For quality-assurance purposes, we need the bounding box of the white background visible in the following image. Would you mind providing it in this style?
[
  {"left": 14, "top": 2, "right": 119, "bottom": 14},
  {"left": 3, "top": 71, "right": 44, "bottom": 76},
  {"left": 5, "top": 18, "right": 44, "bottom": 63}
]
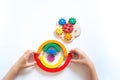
[{"left": 0, "top": 0, "right": 120, "bottom": 80}]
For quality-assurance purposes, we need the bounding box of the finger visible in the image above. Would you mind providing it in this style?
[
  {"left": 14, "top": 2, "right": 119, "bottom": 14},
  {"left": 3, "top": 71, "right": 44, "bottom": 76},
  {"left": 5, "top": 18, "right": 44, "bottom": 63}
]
[
  {"left": 70, "top": 48, "right": 80, "bottom": 54},
  {"left": 26, "top": 50, "right": 36, "bottom": 58},
  {"left": 69, "top": 49, "right": 76, "bottom": 53},
  {"left": 71, "top": 59, "right": 84, "bottom": 64},
  {"left": 32, "top": 52, "right": 38, "bottom": 55},
  {"left": 26, "top": 50, "right": 36, "bottom": 54},
  {"left": 71, "top": 53, "right": 79, "bottom": 59},
  {"left": 26, "top": 61, "right": 36, "bottom": 67},
  {"left": 71, "top": 59, "right": 79, "bottom": 63},
  {"left": 70, "top": 48, "right": 85, "bottom": 57}
]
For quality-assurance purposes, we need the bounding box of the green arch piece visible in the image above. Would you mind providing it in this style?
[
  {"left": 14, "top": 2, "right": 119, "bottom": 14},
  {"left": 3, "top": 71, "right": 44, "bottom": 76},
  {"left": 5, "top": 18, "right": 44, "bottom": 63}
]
[{"left": 43, "top": 43, "right": 60, "bottom": 52}]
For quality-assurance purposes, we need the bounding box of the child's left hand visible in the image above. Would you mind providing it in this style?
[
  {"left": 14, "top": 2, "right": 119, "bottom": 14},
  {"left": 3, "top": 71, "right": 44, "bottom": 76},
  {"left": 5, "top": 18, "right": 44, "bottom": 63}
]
[
  {"left": 16, "top": 50, "right": 36, "bottom": 70},
  {"left": 3, "top": 50, "right": 37, "bottom": 80}
]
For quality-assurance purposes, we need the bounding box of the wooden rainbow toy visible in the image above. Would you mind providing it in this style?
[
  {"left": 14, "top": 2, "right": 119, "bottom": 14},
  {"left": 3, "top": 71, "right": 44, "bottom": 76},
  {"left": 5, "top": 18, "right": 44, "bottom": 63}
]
[{"left": 34, "top": 40, "right": 71, "bottom": 72}]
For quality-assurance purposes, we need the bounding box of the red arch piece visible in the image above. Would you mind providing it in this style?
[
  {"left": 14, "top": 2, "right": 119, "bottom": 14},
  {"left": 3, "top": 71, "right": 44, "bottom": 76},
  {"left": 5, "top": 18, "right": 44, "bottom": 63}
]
[{"left": 34, "top": 53, "right": 71, "bottom": 72}]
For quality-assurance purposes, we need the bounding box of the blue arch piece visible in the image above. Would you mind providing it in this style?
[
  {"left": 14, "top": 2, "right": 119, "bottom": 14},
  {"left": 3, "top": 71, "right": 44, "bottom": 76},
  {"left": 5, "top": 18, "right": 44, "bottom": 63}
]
[
  {"left": 46, "top": 49, "right": 57, "bottom": 55},
  {"left": 48, "top": 47, "right": 56, "bottom": 51}
]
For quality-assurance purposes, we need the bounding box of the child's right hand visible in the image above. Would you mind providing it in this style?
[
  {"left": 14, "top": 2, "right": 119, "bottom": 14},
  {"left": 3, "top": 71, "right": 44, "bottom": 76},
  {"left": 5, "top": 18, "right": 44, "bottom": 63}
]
[
  {"left": 70, "top": 48, "right": 93, "bottom": 67},
  {"left": 70, "top": 48, "right": 98, "bottom": 80}
]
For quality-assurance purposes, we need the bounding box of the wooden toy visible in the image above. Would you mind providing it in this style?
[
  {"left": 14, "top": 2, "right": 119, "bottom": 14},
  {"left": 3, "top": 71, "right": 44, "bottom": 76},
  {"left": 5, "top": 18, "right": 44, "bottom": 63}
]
[
  {"left": 55, "top": 17, "right": 81, "bottom": 42},
  {"left": 34, "top": 40, "right": 71, "bottom": 72}
]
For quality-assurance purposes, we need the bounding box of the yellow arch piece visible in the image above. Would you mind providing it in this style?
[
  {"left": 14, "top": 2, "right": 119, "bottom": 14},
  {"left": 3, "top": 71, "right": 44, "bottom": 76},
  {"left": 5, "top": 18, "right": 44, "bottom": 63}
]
[{"left": 40, "top": 56, "right": 64, "bottom": 68}]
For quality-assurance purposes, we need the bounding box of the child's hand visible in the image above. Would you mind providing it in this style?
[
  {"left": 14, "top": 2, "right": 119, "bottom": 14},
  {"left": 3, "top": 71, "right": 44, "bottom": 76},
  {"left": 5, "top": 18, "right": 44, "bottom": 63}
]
[
  {"left": 70, "top": 48, "right": 98, "bottom": 80},
  {"left": 70, "top": 48, "right": 93, "bottom": 67},
  {"left": 15, "top": 50, "right": 36, "bottom": 70},
  {"left": 3, "top": 50, "right": 37, "bottom": 80}
]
